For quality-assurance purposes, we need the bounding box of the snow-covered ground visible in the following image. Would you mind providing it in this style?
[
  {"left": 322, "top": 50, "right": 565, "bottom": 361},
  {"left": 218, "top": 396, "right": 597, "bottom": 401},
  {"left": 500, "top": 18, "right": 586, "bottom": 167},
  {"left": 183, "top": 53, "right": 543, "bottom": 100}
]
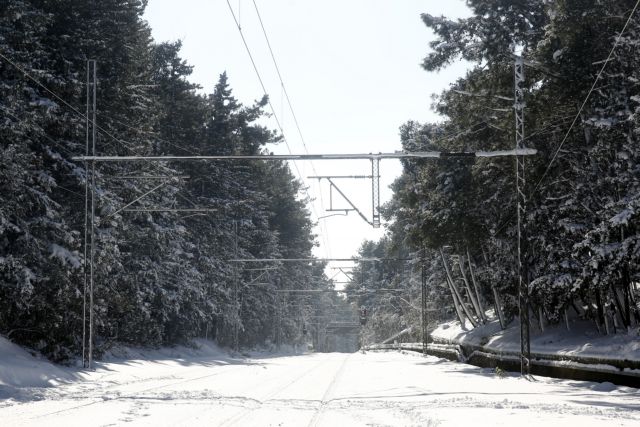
[
  {"left": 1, "top": 336, "right": 639, "bottom": 426},
  {"left": 432, "top": 316, "right": 640, "bottom": 363}
]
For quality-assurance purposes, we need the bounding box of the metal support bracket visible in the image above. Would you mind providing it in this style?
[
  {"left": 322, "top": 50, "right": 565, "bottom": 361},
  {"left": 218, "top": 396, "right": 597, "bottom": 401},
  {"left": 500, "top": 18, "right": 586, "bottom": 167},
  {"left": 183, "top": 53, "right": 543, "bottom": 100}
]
[
  {"left": 325, "top": 178, "right": 374, "bottom": 226},
  {"left": 310, "top": 165, "right": 381, "bottom": 228}
]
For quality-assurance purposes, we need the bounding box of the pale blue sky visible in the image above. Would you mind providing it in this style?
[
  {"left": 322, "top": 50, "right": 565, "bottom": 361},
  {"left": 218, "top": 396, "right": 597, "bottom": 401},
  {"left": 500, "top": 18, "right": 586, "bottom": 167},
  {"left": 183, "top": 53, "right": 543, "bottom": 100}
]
[{"left": 144, "top": 0, "right": 471, "bottom": 271}]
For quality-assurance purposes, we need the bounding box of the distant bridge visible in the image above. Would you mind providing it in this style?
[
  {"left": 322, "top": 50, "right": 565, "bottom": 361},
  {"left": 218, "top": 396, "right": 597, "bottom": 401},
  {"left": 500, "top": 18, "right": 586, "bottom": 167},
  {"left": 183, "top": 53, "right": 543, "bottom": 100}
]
[{"left": 325, "top": 322, "right": 360, "bottom": 333}]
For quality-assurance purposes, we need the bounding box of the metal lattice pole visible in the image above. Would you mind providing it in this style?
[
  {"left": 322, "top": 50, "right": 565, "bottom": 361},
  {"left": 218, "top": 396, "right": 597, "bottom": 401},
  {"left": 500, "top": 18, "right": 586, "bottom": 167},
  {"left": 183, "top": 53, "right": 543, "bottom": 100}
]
[
  {"left": 514, "top": 56, "right": 531, "bottom": 376},
  {"left": 233, "top": 220, "right": 239, "bottom": 353},
  {"left": 88, "top": 60, "right": 97, "bottom": 370},
  {"left": 421, "top": 262, "right": 428, "bottom": 356},
  {"left": 82, "top": 61, "right": 90, "bottom": 368},
  {"left": 80, "top": 60, "right": 97, "bottom": 369},
  {"left": 371, "top": 158, "right": 381, "bottom": 228},
  {"left": 276, "top": 281, "right": 282, "bottom": 350}
]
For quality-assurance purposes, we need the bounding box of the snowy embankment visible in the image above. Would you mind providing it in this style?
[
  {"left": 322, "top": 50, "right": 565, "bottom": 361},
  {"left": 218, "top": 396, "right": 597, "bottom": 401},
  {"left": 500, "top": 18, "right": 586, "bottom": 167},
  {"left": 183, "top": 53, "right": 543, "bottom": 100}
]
[
  {"left": 0, "top": 334, "right": 306, "bottom": 402},
  {"left": 4, "top": 345, "right": 640, "bottom": 426},
  {"left": 0, "top": 335, "right": 80, "bottom": 397},
  {"left": 431, "top": 317, "right": 640, "bottom": 366},
  {"left": 426, "top": 317, "right": 640, "bottom": 385},
  {"left": 369, "top": 317, "right": 640, "bottom": 386}
]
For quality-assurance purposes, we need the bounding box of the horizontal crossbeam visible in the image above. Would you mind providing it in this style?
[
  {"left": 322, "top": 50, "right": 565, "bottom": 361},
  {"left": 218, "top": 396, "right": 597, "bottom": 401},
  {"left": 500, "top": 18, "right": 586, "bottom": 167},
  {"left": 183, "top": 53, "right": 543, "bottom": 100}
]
[
  {"left": 267, "top": 288, "right": 406, "bottom": 294},
  {"left": 227, "top": 257, "right": 412, "bottom": 263},
  {"left": 72, "top": 149, "right": 536, "bottom": 162},
  {"left": 122, "top": 208, "right": 218, "bottom": 213},
  {"left": 308, "top": 175, "right": 375, "bottom": 179},
  {"left": 104, "top": 175, "right": 190, "bottom": 180}
]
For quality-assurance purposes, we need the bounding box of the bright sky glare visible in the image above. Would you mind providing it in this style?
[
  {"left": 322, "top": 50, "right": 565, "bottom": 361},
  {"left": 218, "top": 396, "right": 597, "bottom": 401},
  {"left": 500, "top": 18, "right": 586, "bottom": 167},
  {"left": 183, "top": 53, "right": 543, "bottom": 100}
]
[{"left": 144, "top": 0, "right": 471, "bottom": 273}]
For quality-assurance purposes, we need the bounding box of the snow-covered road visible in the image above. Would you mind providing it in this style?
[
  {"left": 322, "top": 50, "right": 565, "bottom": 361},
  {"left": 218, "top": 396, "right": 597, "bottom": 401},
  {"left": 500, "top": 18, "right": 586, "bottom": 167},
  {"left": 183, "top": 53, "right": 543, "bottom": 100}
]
[{"left": 2, "top": 350, "right": 639, "bottom": 426}]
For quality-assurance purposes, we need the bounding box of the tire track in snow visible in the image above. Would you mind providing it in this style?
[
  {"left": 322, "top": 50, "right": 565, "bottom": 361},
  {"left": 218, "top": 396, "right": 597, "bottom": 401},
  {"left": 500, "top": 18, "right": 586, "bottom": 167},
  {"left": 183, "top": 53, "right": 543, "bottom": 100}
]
[
  {"left": 213, "top": 356, "right": 337, "bottom": 427},
  {"left": 28, "top": 362, "right": 248, "bottom": 420},
  {"left": 307, "top": 353, "right": 351, "bottom": 427}
]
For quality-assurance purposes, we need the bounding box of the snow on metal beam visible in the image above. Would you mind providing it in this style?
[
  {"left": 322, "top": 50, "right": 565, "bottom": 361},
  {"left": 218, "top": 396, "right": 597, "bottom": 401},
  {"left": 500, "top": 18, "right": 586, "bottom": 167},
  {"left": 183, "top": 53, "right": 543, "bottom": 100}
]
[
  {"left": 71, "top": 149, "right": 536, "bottom": 162},
  {"left": 227, "top": 257, "right": 412, "bottom": 262}
]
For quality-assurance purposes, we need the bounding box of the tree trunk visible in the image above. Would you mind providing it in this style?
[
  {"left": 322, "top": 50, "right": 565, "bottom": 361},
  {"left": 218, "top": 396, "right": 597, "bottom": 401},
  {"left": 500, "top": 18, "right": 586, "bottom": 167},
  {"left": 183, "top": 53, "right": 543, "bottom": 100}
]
[
  {"left": 448, "top": 280, "right": 466, "bottom": 327},
  {"left": 440, "top": 248, "right": 478, "bottom": 327},
  {"left": 570, "top": 300, "right": 583, "bottom": 317},
  {"left": 466, "top": 248, "right": 486, "bottom": 322},
  {"left": 458, "top": 254, "right": 483, "bottom": 322},
  {"left": 621, "top": 266, "right": 635, "bottom": 327},
  {"left": 628, "top": 278, "right": 640, "bottom": 325},
  {"left": 595, "top": 289, "right": 606, "bottom": 334},
  {"left": 610, "top": 282, "right": 629, "bottom": 328},
  {"left": 492, "top": 285, "right": 506, "bottom": 329},
  {"left": 537, "top": 305, "right": 545, "bottom": 332}
]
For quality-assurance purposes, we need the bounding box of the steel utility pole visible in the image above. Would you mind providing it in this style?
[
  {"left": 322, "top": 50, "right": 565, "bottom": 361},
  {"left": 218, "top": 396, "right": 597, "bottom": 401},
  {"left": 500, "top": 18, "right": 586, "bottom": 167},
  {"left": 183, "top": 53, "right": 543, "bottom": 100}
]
[
  {"left": 514, "top": 55, "right": 531, "bottom": 377},
  {"left": 371, "top": 158, "right": 381, "bottom": 228},
  {"left": 73, "top": 148, "right": 537, "bottom": 361},
  {"left": 233, "top": 220, "right": 239, "bottom": 353},
  {"left": 82, "top": 59, "right": 97, "bottom": 370},
  {"left": 421, "top": 261, "right": 428, "bottom": 356},
  {"left": 276, "top": 280, "right": 282, "bottom": 350}
]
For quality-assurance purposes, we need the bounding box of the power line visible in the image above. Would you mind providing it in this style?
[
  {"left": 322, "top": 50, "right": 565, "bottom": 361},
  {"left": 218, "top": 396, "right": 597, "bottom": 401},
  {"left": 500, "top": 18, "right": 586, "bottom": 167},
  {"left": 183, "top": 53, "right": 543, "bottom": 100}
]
[
  {"left": 0, "top": 49, "right": 246, "bottom": 226},
  {"left": 0, "top": 51, "right": 238, "bottom": 260},
  {"left": 250, "top": 0, "right": 331, "bottom": 257},
  {"left": 225, "top": 0, "right": 331, "bottom": 257},
  {"left": 0, "top": 50, "right": 182, "bottom": 193},
  {"left": 0, "top": 50, "right": 145, "bottom": 156},
  {"left": 531, "top": 0, "right": 640, "bottom": 195},
  {"left": 96, "top": 112, "right": 202, "bottom": 156},
  {"left": 250, "top": 0, "right": 332, "bottom": 257},
  {"left": 224, "top": 0, "right": 291, "bottom": 155},
  {"left": 251, "top": 0, "right": 315, "bottom": 160}
]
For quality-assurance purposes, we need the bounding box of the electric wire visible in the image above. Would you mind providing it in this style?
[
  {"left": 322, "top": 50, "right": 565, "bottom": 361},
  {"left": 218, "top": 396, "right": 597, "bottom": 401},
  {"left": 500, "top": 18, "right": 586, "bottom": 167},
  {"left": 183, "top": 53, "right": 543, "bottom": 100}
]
[
  {"left": 479, "top": 6, "right": 640, "bottom": 273},
  {"left": 0, "top": 50, "right": 148, "bottom": 156},
  {"left": 531, "top": 0, "right": 640, "bottom": 195},
  {"left": 0, "top": 50, "right": 210, "bottom": 222},
  {"left": 226, "top": 0, "right": 331, "bottom": 257},
  {"left": 251, "top": 0, "right": 316, "bottom": 160},
  {"left": 97, "top": 112, "right": 203, "bottom": 156},
  {"left": 481, "top": 3, "right": 640, "bottom": 253},
  {"left": 251, "top": 0, "right": 332, "bottom": 257},
  {"left": 0, "top": 49, "right": 181, "bottom": 195},
  {"left": 0, "top": 104, "right": 92, "bottom": 203}
]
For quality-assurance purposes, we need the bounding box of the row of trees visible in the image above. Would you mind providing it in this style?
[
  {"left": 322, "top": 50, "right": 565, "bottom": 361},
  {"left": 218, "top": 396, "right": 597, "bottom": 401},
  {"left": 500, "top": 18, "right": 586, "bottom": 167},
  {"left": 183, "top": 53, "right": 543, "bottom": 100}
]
[
  {"left": 349, "top": 0, "right": 640, "bottom": 339},
  {"left": 0, "top": 0, "right": 334, "bottom": 361}
]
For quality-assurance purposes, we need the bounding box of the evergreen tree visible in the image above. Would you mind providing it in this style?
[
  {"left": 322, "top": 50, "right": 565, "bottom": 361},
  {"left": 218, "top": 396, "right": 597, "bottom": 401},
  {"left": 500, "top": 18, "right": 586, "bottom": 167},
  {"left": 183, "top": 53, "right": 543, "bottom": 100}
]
[{"left": 0, "top": 0, "right": 330, "bottom": 359}]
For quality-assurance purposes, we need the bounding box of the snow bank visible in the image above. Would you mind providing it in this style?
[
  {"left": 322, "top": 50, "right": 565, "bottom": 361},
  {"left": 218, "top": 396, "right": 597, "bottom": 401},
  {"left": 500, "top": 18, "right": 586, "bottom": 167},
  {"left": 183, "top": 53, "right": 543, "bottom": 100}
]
[
  {"left": 432, "top": 317, "right": 640, "bottom": 363},
  {"left": 0, "top": 335, "right": 79, "bottom": 392},
  {"left": 102, "top": 338, "right": 232, "bottom": 363},
  {"left": 0, "top": 336, "right": 245, "bottom": 401}
]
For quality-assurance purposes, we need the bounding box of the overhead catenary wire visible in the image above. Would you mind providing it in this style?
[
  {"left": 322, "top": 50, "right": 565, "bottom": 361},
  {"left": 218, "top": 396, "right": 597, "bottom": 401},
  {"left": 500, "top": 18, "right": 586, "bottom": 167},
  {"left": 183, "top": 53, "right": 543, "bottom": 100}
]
[
  {"left": 531, "top": 0, "right": 640, "bottom": 195},
  {"left": 462, "top": 5, "right": 640, "bottom": 262},
  {"left": 251, "top": 0, "right": 332, "bottom": 257},
  {"left": 474, "top": 4, "right": 640, "bottom": 272},
  {"left": 251, "top": 0, "right": 316, "bottom": 160},
  {"left": 0, "top": 50, "right": 151, "bottom": 156},
  {"left": 96, "top": 112, "right": 203, "bottom": 156},
  {"left": 223, "top": 0, "right": 292, "bottom": 155},
  {"left": 225, "top": 0, "right": 331, "bottom": 257},
  {"left": 0, "top": 49, "right": 260, "bottom": 223},
  {"left": 0, "top": 50, "right": 188, "bottom": 212}
]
